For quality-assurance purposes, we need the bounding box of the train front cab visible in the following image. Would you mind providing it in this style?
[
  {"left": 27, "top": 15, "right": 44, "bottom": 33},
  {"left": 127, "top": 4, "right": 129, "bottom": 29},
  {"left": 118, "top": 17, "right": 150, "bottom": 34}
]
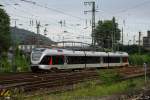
[{"left": 31, "top": 55, "right": 64, "bottom": 72}]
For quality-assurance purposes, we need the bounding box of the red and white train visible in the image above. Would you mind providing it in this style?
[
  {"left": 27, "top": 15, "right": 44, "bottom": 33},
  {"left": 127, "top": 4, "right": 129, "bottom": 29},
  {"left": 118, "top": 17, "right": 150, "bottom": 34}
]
[{"left": 30, "top": 48, "right": 129, "bottom": 72}]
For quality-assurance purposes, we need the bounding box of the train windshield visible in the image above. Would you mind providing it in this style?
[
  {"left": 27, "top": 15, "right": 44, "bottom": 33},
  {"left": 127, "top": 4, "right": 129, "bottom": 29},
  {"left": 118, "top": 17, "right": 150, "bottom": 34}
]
[{"left": 32, "top": 48, "right": 46, "bottom": 52}]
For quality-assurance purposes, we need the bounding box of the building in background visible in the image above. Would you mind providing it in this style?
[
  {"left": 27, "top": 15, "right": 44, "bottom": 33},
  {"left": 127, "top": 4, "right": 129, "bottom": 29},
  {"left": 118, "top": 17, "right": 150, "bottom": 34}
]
[{"left": 143, "top": 31, "right": 150, "bottom": 51}]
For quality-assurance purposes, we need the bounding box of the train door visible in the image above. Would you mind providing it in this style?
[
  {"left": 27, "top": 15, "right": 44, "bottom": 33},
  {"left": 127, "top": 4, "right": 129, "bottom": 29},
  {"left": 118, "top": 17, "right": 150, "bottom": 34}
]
[
  {"left": 52, "top": 55, "right": 64, "bottom": 65},
  {"left": 64, "top": 56, "right": 68, "bottom": 65},
  {"left": 122, "top": 57, "right": 128, "bottom": 63},
  {"left": 120, "top": 57, "right": 123, "bottom": 66},
  {"left": 49, "top": 56, "right": 53, "bottom": 65},
  {"left": 122, "top": 57, "right": 129, "bottom": 66}
]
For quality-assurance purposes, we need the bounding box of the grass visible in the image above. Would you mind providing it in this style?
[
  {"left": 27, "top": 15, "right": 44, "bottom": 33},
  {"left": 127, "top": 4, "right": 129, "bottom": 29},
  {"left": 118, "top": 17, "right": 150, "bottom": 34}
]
[
  {"left": 22, "top": 69, "right": 149, "bottom": 100},
  {"left": 57, "top": 78, "right": 145, "bottom": 98},
  {"left": 23, "top": 78, "right": 147, "bottom": 100},
  {"left": 97, "top": 69, "right": 122, "bottom": 84}
]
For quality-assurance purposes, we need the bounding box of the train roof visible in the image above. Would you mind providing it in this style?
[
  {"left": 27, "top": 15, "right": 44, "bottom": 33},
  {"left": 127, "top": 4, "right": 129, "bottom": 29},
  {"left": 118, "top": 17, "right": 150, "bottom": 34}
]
[{"left": 33, "top": 48, "right": 129, "bottom": 57}]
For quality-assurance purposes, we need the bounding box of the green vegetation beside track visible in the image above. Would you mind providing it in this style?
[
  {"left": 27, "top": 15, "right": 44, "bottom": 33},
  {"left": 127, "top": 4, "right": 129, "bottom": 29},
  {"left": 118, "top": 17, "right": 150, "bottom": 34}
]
[
  {"left": 0, "top": 49, "right": 30, "bottom": 73},
  {"left": 129, "top": 54, "right": 150, "bottom": 66}
]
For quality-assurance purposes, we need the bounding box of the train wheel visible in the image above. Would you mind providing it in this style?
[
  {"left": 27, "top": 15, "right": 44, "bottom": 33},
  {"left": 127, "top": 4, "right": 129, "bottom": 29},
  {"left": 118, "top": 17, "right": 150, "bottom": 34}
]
[{"left": 31, "top": 66, "right": 39, "bottom": 73}]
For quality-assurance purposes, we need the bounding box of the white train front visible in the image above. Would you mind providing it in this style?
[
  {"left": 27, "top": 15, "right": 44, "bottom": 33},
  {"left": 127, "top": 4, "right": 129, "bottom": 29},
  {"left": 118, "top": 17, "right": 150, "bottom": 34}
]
[{"left": 30, "top": 48, "right": 129, "bottom": 72}]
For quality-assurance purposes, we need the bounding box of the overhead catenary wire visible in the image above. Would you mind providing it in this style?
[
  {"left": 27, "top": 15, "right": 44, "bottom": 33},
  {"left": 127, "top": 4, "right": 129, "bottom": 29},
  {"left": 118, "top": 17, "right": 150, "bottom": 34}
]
[
  {"left": 114, "top": 0, "right": 150, "bottom": 15},
  {"left": 1, "top": 0, "right": 93, "bottom": 43},
  {"left": 19, "top": 0, "right": 87, "bottom": 31},
  {"left": 9, "top": 13, "right": 91, "bottom": 41},
  {"left": 4, "top": 0, "right": 91, "bottom": 31},
  {"left": 9, "top": 12, "right": 89, "bottom": 35},
  {"left": 2, "top": 0, "right": 84, "bottom": 27},
  {"left": 3, "top": 6, "right": 87, "bottom": 35},
  {"left": 19, "top": 0, "right": 85, "bottom": 20},
  {"left": 9, "top": 0, "right": 90, "bottom": 30}
]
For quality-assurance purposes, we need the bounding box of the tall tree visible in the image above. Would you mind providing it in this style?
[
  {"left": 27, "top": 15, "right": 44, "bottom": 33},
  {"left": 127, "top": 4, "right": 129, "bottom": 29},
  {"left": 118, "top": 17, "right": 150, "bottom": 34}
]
[
  {"left": 0, "top": 8, "right": 11, "bottom": 54},
  {"left": 94, "top": 17, "right": 120, "bottom": 50}
]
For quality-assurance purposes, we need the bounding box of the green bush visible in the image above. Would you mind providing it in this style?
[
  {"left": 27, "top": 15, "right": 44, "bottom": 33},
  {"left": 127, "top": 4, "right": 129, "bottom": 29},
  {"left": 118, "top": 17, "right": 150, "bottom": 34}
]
[
  {"left": 0, "top": 57, "right": 11, "bottom": 72},
  {"left": 13, "top": 48, "right": 30, "bottom": 72},
  {"left": 0, "top": 49, "right": 30, "bottom": 73},
  {"left": 129, "top": 54, "right": 150, "bottom": 66}
]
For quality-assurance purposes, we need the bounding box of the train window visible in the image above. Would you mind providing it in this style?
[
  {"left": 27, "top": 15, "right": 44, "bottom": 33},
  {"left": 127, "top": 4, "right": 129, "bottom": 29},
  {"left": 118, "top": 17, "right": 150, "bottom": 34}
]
[
  {"left": 86, "top": 56, "right": 100, "bottom": 64},
  {"left": 40, "top": 56, "right": 51, "bottom": 65},
  {"left": 122, "top": 57, "right": 128, "bottom": 63},
  {"left": 52, "top": 56, "right": 64, "bottom": 65},
  {"left": 40, "top": 56, "right": 64, "bottom": 65},
  {"left": 109, "top": 57, "right": 120, "bottom": 63},
  {"left": 67, "top": 56, "right": 82, "bottom": 64},
  {"left": 103, "top": 57, "right": 120, "bottom": 63},
  {"left": 67, "top": 56, "right": 100, "bottom": 64},
  {"left": 103, "top": 57, "right": 109, "bottom": 63}
]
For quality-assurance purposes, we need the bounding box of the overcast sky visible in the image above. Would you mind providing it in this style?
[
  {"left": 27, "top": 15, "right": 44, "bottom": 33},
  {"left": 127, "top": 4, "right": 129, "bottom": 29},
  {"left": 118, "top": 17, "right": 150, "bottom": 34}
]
[{"left": 1, "top": 0, "right": 150, "bottom": 44}]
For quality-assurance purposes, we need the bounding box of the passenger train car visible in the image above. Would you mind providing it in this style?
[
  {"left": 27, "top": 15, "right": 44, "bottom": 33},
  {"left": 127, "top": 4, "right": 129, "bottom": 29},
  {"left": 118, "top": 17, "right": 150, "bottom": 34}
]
[{"left": 31, "top": 48, "right": 129, "bottom": 72}]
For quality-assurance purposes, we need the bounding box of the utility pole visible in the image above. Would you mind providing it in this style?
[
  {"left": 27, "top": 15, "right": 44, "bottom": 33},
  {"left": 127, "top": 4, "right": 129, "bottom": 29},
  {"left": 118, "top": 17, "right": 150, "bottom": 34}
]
[
  {"left": 44, "top": 28, "right": 47, "bottom": 36},
  {"left": 12, "top": 18, "right": 18, "bottom": 28},
  {"left": 86, "top": 19, "right": 88, "bottom": 28},
  {"left": 58, "top": 20, "right": 63, "bottom": 27},
  {"left": 36, "top": 21, "right": 41, "bottom": 47},
  {"left": 133, "top": 35, "right": 136, "bottom": 45},
  {"left": 111, "top": 33, "right": 114, "bottom": 51},
  {"left": 112, "top": 18, "right": 116, "bottom": 52},
  {"left": 122, "top": 20, "right": 125, "bottom": 47},
  {"left": 84, "top": 1, "right": 97, "bottom": 46},
  {"left": 64, "top": 20, "right": 66, "bottom": 27},
  {"left": 138, "top": 32, "right": 141, "bottom": 55},
  {"left": 121, "top": 27, "right": 124, "bottom": 51},
  {"left": 12, "top": 19, "right": 19, "bottom": 45},
  {"left": 121, "top": 27, "right": 123, "bottom": 45},
  {"left": 44, "top": 28, "right": 47, "bottom": 47},
  {"left": 144, "top": 63, "right": 147, "bottom": 84},
  {"left": 11, "top": 18, "right": 18, "bottom": 72}
]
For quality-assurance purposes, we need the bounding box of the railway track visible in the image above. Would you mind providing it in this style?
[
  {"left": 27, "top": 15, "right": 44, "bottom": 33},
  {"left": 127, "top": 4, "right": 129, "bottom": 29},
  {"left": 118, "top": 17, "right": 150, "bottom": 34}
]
[
  {"left": 0, "top": 70, "right": 99, "bottom": 97},
  {"left": 117, "top": 67, "right": 150, "bottom": 79},
  {"left": 0, "top": 66, "right": 150, "bottom": 99}
]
